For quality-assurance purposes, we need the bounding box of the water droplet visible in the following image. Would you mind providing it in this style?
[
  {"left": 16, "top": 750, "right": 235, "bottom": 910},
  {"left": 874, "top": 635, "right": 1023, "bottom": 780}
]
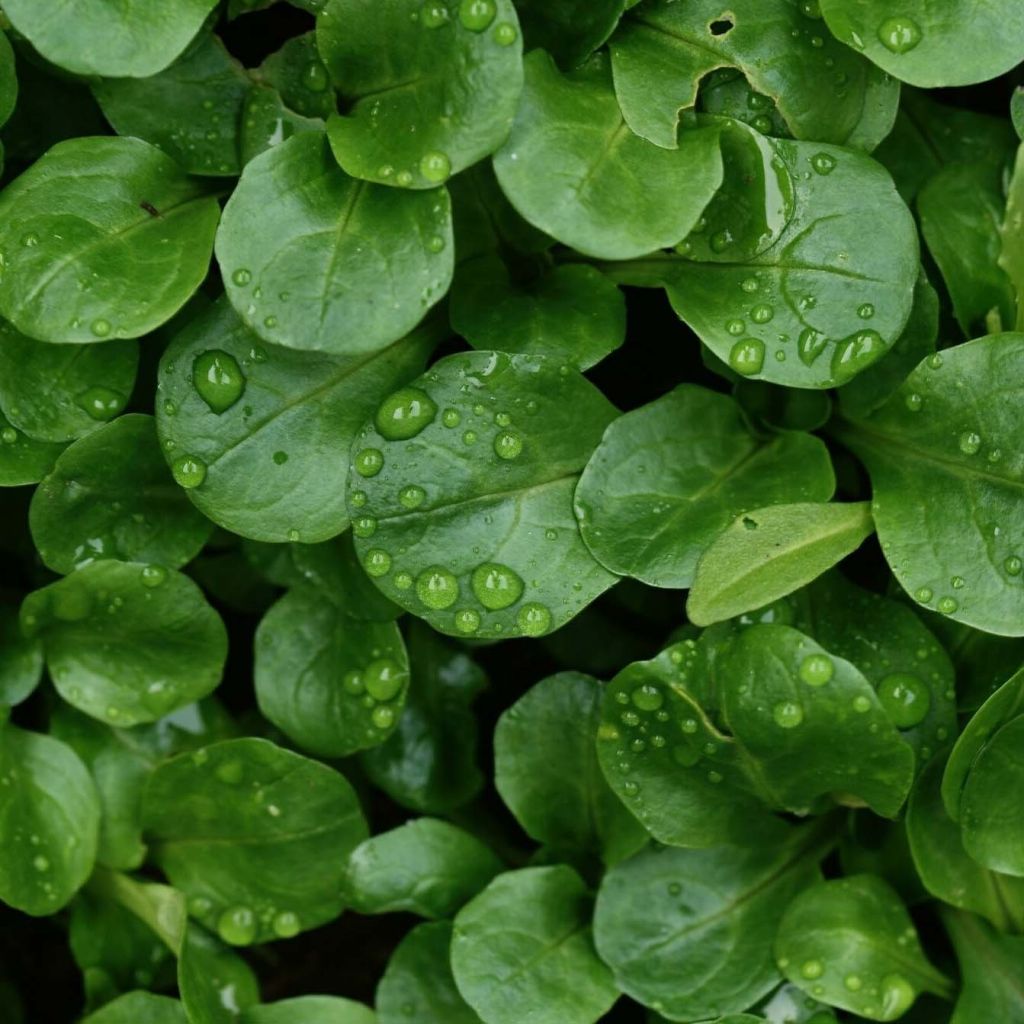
[
  {"left": 726, "top": 319, "right": 745, "bottom": 336},
  {"left": 396, "top": 170, "right": 414, "bottom": 187},
  {"left": 927, "top": 352, "right": 943, "bottom": 369},
  {"left": 218, "top": 906, "right": 257, "bottom": 946},
  {"left": 681, "top": 718, "right": 698, "bottom": 734},
  {"left": 878, "top": 16, "right": 922, "bottom": 54},
  {"left": 287, "top": 528, "right": 300, "bottom": 542},
  {"left": 958, "top": 431, "right": 981, "bottom": 455},
  {"left": 493, "top": 430, "right": 523, "bottom": 460},
  {"left": 77, "top": 386, "right": 123, "bottom": 421},
  {"left": 421, "top": 1, "right": 449, "bottom": 27},
  {"left": 880, "top": 974, "right": 915, "bottom": 1017},
  {"left": 811, "top": 152, "right": 836, "bottom": 175},
  {"left": 343, "top": 670, "right": 364, "bottom": 695},
  {"left": 729, "top": 338, "right": 765, "bottom": 376},
  {"left": 632, "top": 685, "right": 663, "bottom": 712},
  {"left": 364, "top": 549, "right": 392, "bottom": 577},
  {"left": 0, "top": 426, "right": 16, "bottom": 445},
  {"left": 354, "top": 448, "right": 384, "bottom": 477},
  {"left": 951, "top": 575, "right": 965, "bottom": 589},
  {"left": 419, "top": 151, "right": 451, "bottom": 183},
  {"left": 878, "top": 672, "right": 931, "bottom": 728},
  {"left": 517, "top": 602, "right": 551, "bottom": 636},
  {"left": 751, "top": 304, "right": 774, "bottom": 324},
  {"left": 798, "top": 327, "right": 828, "bottom": 366},
  {"left": 233, "top": 269, "right": 251, "bottom": 288},
  {"left": 375, "top": 388, "right": 437, "bottom": 440},
  {"left": 493, "top": 21, "right": 517, "bottom": 44},
  {"left": 394, "top": 571, "right": 413, "bottom": 590},
  {"left": 416, "top": 567, "right": 459, "bottom": 609},
  {"left": 858, "top": 303, "right": 875, "bottom": 319},
  {"left": 372, "top": 705, "right": 396, "bottom": 729},
  {"left": 905, "top": 392, "right": 923, "bottom": 412},
  {"left": 1005, "top": 555, "right": 1022, "bottom": 576},
  {"left": 938, "top": 596, "right": 958, "bottom": 614},
  {"left": 442, "top": 408, "right": 461, "bottom": 427},
  {"left": 832, "top": 329, "right": 884, "bottom": 383},
  {"left": 365, "top": 658, "right": 403, "bottom": 700},
  {"left": 272, "top": 911, "right": 300, "bottom": 939},
  {"left": 741, "top": 277, "right": 759, "bottom": 293},
  {"left": 455, "top": 608, "right": 481, "bottom": 634},
  {"left": 21, "top": 233, "right": 38, "bottom": 247},
  {"left": 140, "top": 565, "right": 167, "bottom": 588},
  {"left": 801, "top": 960, "right": 824, "bottom": 980},
  {"left": 845, "top": 974, "right": 863, "bottom": 992},
  {"left": 471, "top": 562, "right": 523, "bottom": 609},
  {"left": 852, "top": 695, "right": 872, "bottom": 713},
  {"left": 304, "top": 61, "right": 328, "bottom": 92},
  {"left": 459, "top": 0, "right": 496, "bottom": 31},
  {"left": 171, "top": 454, "right": 207, "bottom": 489},
  {"left": 799, "top": 653, "right": 834, "bottom": 686},
  {"left": 915, "top": 586, "right": 933, "bottom": 603},
  {"left": 90, "top": 318, "right": 112, "bottom": 338},
  {"left": 193, "top": 349, "right": 246, "bottom": 414},
  {"left": 773, "top": 701, "right": 804, "bottom": 728}
]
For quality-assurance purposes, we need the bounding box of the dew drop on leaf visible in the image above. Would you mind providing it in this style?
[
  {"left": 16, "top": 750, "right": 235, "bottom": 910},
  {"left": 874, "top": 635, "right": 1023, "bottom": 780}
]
[
  {"left": 877, "top": 16, "right": 922, "bottom": 54},
  {"left": 171, "top": 454, "right": 207, "bottom": 489},
  {"left": 471, "top": 562, "right": 524, "bottom": 609},
  {"left": 877, "top": 673, "right": 931, "bottom": 728},
  {"left": 416, "top": 566, "right": 460, "bottom": 609}
]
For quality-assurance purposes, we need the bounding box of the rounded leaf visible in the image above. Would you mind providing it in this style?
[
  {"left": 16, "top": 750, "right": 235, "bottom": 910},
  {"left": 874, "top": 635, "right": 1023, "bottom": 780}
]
[
  {"left": 346, "top": 350, "right": 618, "bottom": 639},
  {"left": 21, "top": 560, "right": 228, "bottom": 727},
  {"left": 242, "top": 996, "right": 376, "bottom": 1024},
  {"left": 0, "top": 411, "right": 65, "bottom": 486},
  {"left": 0, "top": 137, "right": 219, "bottom": 344},
  {"left": 216, "top": 132, "right": 453, "bottom": 356},
  {"left": 82, "top": 992, "right": 187, "bottom": 1024}
]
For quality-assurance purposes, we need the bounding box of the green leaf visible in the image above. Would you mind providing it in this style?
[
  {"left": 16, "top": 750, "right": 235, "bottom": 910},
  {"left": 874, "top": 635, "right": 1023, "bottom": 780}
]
[
  {"left": 0, "top": 723, "right": 99, "bottom": 915},
  {"left": 216, "top": 132, "right": 453, "bottom": 356},
  {"left": 515, "top": 0, "right": 625, "bottom": 69},
  {"left": 918, "top": 160, "right": 1014, "bottom": 336},
  {"left": 376, "top": 921, "right": 482, "bottom": 1024},
  {"left": 255, "top": 585, "right": 409, "bottom": 755},
  {"left": 838, "top": 269, "right": 938, "bottom": 419},
  {"left": 658, "top": 137, "right": 919, "bottom": 389},
  {"left": 0, "top": 137, "right": 219, "bottom": 344},
  {"left": 452, "top": 866, "right": 618, "bottom": 1024},
  {"left": 88, "top": 862, "right": 189, "bottom": 953},
  {"left": 837, "top": 334, "right": 1024, "bottom": 636},
  {"left": 178, "top": 923, "right": 260, "bottom": 1024},
  {"left": 2, "top": 0, "right": 219, "bottom": 78},
  {"left": 907, "top": 757, "right": 1024, "bottom": 932},
  {"left": 346, "top": 350, "right": 618, "bottom": 639},
  {"left": 594, "top": 823, "right": 828, "bottom": 1021},
  {"left": 254, "top": 33, "right": 335, "bottom": 121},
  {"left": 142, "top": 737, "right": 369, "bottom": 944},
  {"left": 242, "top": 997, "right": 376, "bottom": 1024},
  {"left": 574, "top": 385, "right": 834, "bottom": 588},
  {"left": 361, "top": 623, "right": 488, "bottom": 814},
  {"left": 29, "top": 415, "right": 213, "bottom": 574},
  {"left": 775, "top": 875, "right": 952, "bottom": 1020},
  {"left": 0, "top": 31, "right": 17, "bottom": 129},
  {"left": 0, "top": 319, "right": 138, "bottom": 442},
  {"left": 818, "top": 0, "right": 1024, "bottom": 88},
  {"left": 344, "top": 818, "right": 503, "bottom": 918},
  {"left": 495, "top": 671, "right": 645, "bottom": 867},
  {"left": 156, "top": 298, "right": 439, "bottom": 543},
  {"left": 0, "top": 409, "right": 67, "bottom": 486},
  {"left": 0, "top": 604, "right": 42, "bottom": 707},
  {"left": 319, "top": 0, "right": 523, "bottom": 188},
  {"left": 944, "top": 909, "right": 1024, "bottom": 1023},
  {"left": 493, "top": 51, "right": 723, "bottom": 259},
  {"left": 450, "top": 255, "right": 625, "bottom": 370},
  {"left": 81, "top": 993, "right": 186, "bottom": 1024},
  {"left": 21, "top": 560, "right": 227, "bottom": 727},
  {"left": 686, "top": 502, "right": 875, "bottom": 626},
  {"left": 596, "top": 641, "right": 787, "bottom": 848},
  {"left": 238, "top": 85, "right": 325, "bottom": 166},
  {"left": 719, "top": 624, "right": 915, "bottom": 817},
  {"left": 609, "top": 0, "right": 898, "bottom": 150},
  {"left": 92, "top": 32, "right": 251, "bottom": 178},
  {"left": 1014, "top": 88, "right": 1024, "bottom": 142},
  {"left": 1000, "top": 143, "right": 1024, "bottom": 331}
]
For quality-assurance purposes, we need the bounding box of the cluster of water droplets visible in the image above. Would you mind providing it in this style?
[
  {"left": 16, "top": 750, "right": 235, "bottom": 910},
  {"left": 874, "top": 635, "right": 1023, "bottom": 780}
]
[{"left": 341, "top": 651, "right": 407, "bottom": 733}]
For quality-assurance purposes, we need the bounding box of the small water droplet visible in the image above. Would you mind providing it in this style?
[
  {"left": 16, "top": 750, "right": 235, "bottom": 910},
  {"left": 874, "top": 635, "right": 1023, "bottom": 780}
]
[
  {"left": 458, "top": 0, "right": 496, "bottom": 31},
  {"left": 419, "top": 151, "right": 451, "bottom": 183},
  {"left": 517, "top": 602, "right": 551, "bottom": 636},
  {"left": 354, "top": 448, "right": 384, "bottom": 477},
  {"left": 773, "top": 701, "right": 804, "bottom": 728},
  {"left": 811, "top": 152, "right": 836, "bottom": 175},
  {"left": 364, "top": 549, "right": 392, "bottom": 577},
  {"left": 493, "top": 430, "right": 523, "bottom": 460},
  {"left": 799, "top": 654, "right": 834, "bottom": 686},
  {"left": 878, "top": 16, "right": 922, "bottom": 54},
  {"left": 218, "top": 906, "right": 257, "bottom": 946},
  {"left": 90, "top": 318, "right": 112, "bottom": 338},
  {"left": 878, "top": 673, "right": 930, "bottom": 728},
  {"left": 958, "top": 431, "right": 981, "bottom": 455}
]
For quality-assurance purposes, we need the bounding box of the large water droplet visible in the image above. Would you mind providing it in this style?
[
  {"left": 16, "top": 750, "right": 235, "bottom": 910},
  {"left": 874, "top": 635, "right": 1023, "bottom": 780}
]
[
  {"left": 632, "top": 684, "right": 663, "bottom": 712},
  {"left": 958, "top": 431, "right": 981, "bottom": 456},
  {"left": 421, "top": 2, "right": 449, "bottom": 28},
  {"left": 354, "top": 448, "right": 384, "bottom": 477},
  {"left": 773, "top": 701, "right": 804, "bottom": 728},
  {"left": 365, "top": 658, "right": 403, "bottom": 701},
  {"left": 831, "top": 329, "right": 884, "bottom": 383},
  {"left": 419, "top": 151, "right": 451, "bottom": 184},
  {"left": 798, "top": 327, "right": 828, "bottom": 366},
  {"left": 304, "top": 61, "right": 329, "bottom": 92},
  {"left": 454, "top": 608, "right": 481, "bottom": 634},
  {"left": 493, "top": 430, "right": 523, "bottom": 460},
  {"left": 493, "top": 21, "right": 517, "bottom": 45},
  {"left": 877, "top": 672, "right": 930, "bottom": 729},
  {"left": 729, "top": 338, "right": 765, "bottom": 375},
  {"left": 459, "top": 0, "right": 496, "bottom": 31},
  {"left": 880, "top": 973, "right": 915, "bottom": 1017},
  {"left": 471, "top": 562, "right": 523, "bottom": 610},
  {"left": 171, "top": 454, "right": 207, "bottom": 489},
  {"left": 799, "top": 653, "right": 833, "bottom": 686},
  {"left": 517, "top": 602, "right": 550, "bottom": 636},
  {"left": 77, "top": 386, "right": 124, "bottom": 421},
  {"left": 877, "top": 16, "right": 922, "bottom": 54},
  {"left": 140, "top": 565, "right": 167, "bottom": 589},
  {"left": 364, "top": 548, "right": 392, "bottom": 577},
  {"left": 416, "top": 566, "right": 459, "bottom": 609},
  {"left": 272, "top": 910, "right": 300, "bottom": 938},
  {"left": 218, "top": 906, "right": 257, "bottom": 946},
  {"left": 193, "top": 349, "right": 245, "bottom": 414},
  {"left": 375, "top": 387, "right": 437, "bottom": 440}
]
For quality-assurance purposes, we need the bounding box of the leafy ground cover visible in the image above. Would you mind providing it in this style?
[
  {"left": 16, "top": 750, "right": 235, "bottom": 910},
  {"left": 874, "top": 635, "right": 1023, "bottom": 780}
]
[{"left": 0, "top": 1, "right": 1023, "bottom": 1022}]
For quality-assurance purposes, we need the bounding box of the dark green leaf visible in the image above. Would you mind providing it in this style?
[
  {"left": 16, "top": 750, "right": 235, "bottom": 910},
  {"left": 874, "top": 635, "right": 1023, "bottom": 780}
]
[
  {"left": 0, "top": 604, "right": 42, "bottom": 707},
  {"left": 178, "top": 923, "right": 260, "bottom": 1024},
  {"left": 944, "top": 909, "right": 1024, "bottom": 1023},
  {"left": 515, "top": 0, "right": 625, "bottom": 69},
  {"left": 241, "top": 997, "right": 376, "bottom": 1023},
  {"left": 0, "top": 410, "right": 67, "bottom": 486},
  {"left": 81, "top": 992, "right": 186, "bottom": 1024}
]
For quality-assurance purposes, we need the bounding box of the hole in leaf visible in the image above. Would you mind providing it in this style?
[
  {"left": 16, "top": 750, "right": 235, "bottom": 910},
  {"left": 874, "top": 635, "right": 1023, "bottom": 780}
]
[
  {"left": 742, "top": 516, "right": 758, "bottom": 530},
  {"left": 709, "top": 15, "right": 735, "bottom": 35}
]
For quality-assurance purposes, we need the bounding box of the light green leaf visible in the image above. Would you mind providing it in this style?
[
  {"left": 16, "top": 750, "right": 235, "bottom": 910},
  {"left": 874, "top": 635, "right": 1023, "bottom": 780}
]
[
  {"left": 81, "top": 992, "right": 186, "bottom": 1024},
  {"left": 92, "top": 32, "right": 251, "bottom": 178},
  {"left": 0, "top": 411, "right": 66, "bottom": 486},
  {"left": 450, "top": 255, "right": 625, "bottom": 370},
  {"left": 594, "top": 823, "right": 828, "bottom": 1021},
  {"left": 2, "top": 0, "right": 219, "bottom": 78},
  {"left": 687, "top": 502, "right": 874, "bottom": 626},
  {"left": 0, "top": 319, "right": 138, "bottom": 443},
  {"left": 0, "top": 604, "right": 42, "bottom": 707},
  {"left": 178, "top": 924, "right": 260, "bottom": 1024},
  {"left": 143, "top": 738, "right": 368, "bottom": 944},
  {"left": 907, "top": 757, "right": 1024, "bottom": 932},
  {"left": 361, "top": 623, "right": 488, "bottom": 814},
  {"left": 242, "top": 996, "right": 376, "bottom": 1024},
  {"left": 918, "top": 160, "right": 1014, "bottom": 336},
  {"left": 657, "top": 137, "right": 918, "bottom": 389},
  {"left": 575, "top": 385, "right": 834, "bottom": 588},
  {"left": 609, "top": 0, "right": 898, "bottom": 150},
  {"left": 346, "top": 350, "right": 618, "bottom": 639},
  {"left": 837, "top": 334, "right": 1024, "bottom": 636},
  {"left": 376, "top": 921, "right": 482, "bottom": 1024},
  {"left": 819, "top": 0, "right": 1024, "bottom": 88},
  {"left": 216, "top": 132, "right": 453, "bottom": 356},
  {"left": 156, "top": 298, "right": 439, "bottom": 544},
  {"left": 452, "top": 866, "right": 618, "bottom": 1024},
  {"left": 30, "top": 415, "right": 213, "bottom": 575},
  {"left": 495, "top": 671, "right": 646, "bottom": 866},
  {"left": 944, "top": 909, "right": 1024, "bottom": 1023},
  {"left": 719, "top": 624, "right": 915, "bottom": 817},
  {"left": 1000, "top": 143, "right": 1024, "bottom": 331},
  {"left": 239, "top": 85, "right": 324, "bottom": 166},
  {"left": 320, "top": 0, "right": 523, "bottom": 188},
  {"left": 344, "top": 818, "right": 502, "bottom": 918},
  {"left": 254, "top": 585, "right": 409, "bottom": 756},
  {"left": 493, "top": 51, "right": 723, "bottom": 259},
  {"left": 775, "top": 875, "right": 952, "bottom": 1020},
  {"left": 21, "top": 560, "right": 228, "bottom": 727},
  {"left": 0, "top": 723, "right": 99, "bottom": 915},
  {"left": 0, "top": 137, "right": 219, "bottom": 344}
]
